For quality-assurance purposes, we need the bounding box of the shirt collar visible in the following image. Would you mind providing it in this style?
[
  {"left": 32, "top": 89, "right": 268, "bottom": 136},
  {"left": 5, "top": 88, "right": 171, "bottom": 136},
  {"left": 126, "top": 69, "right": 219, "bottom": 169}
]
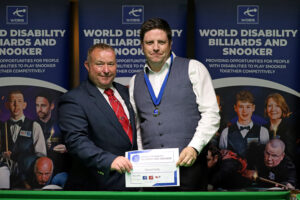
[
  {"left": 10, "top": 115, "right": 25, "bottom": 122},
  {"left": 98, "top": 85, "right": 116, "bottom": 95},
  {"left": 144, "top": 52, "right": 176, "bottom": 74},
  {"left": 237, "top": 121, "right": 253, "bottom": 129}
]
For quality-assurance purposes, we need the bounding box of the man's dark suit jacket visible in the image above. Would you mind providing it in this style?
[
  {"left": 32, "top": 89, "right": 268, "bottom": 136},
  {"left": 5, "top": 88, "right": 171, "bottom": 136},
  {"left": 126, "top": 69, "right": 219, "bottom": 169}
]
[{"left": 58, "top": 79, "right": 137, "bottom": 190}]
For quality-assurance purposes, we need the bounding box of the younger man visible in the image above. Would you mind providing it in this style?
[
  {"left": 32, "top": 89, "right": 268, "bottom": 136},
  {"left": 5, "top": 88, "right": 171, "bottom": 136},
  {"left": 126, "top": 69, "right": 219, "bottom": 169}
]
[
  {"left": 219, "top": 90, "right": 269, "bottom": 159},
  {"left": 1, "top": 90, "right": 46, "bottom": 188}
]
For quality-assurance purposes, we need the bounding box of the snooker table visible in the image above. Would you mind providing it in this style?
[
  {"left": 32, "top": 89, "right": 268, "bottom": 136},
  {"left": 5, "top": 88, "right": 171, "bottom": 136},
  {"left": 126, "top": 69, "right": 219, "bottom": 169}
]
[{"left": 0, "top": 190, "right": 297, "bottom": 200}]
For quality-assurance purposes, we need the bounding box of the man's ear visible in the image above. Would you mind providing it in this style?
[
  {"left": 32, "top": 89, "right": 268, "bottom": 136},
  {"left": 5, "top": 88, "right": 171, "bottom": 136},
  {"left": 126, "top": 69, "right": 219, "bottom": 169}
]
[
  {"left": 280, "top": 152, "right": 285, "bottom": 161},
  {"left": 23, "top": 101, "right": 27, "bottom": 110},
  {"left": 234, "top": 104, "right": 237, "bottom": 112},
  {"left": 252, "top": 104, "right": 256, "bottom": 112},
  {"left": 84, "top": 61, "right": 89, "bottom": 71},
  {"left": 50, "top": 102, "right": 55, "bottom": 111}
]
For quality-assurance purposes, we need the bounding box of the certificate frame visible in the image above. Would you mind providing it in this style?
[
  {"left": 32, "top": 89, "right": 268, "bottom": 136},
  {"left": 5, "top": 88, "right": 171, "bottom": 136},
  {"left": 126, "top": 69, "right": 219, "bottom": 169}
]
[{"left": 125, "top": 148, "right": 180, "bottom": 187}]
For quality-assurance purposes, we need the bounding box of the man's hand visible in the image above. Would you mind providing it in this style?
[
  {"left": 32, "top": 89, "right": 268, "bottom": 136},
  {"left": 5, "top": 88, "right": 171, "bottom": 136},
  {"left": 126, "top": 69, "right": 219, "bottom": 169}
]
[
  {"left": 284, "top": 183, "right": 295, "bottom": 190},
  {"left": 3, "top": 151, "right": 12, "bottom": 159},
  {"left": 111, "top": 156, "right": 133, "bottom": 174},
  {"left": 176, "top": 147, "right": 197, "bottom": 167},
  {"left": 53, "top": 144, "right": 67, "bottom": 153}
]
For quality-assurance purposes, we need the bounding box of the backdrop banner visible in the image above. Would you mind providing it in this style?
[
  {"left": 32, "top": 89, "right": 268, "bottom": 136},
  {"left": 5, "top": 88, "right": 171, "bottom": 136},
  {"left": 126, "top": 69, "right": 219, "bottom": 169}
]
[
  {"left": 195, "top": 0, "right": 300, "bottom": 190},
  {"left": 0, "top": 0, "right": 70, "bottom": 190},
  {"left": 78, "top": 0, "right": 187, "bottom": 85}
]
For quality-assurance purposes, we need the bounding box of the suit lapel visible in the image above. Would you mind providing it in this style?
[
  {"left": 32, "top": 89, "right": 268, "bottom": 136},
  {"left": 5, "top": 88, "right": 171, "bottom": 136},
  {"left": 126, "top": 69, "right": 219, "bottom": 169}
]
[{"left": 85, "top": 80, "right": 132, "bottom": 144}]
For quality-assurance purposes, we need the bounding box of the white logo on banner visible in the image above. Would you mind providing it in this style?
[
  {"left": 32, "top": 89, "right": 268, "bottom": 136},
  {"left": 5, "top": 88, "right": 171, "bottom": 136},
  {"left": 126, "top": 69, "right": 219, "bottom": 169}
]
[
  {"left": 129, "top": 8, "right": 142, "bottom": 17},
  {"left": 6, "top": 6, "right": 28, "bottom": 25},
  {"left": 237, "top": 5, "right": 259, "bottom": 24},
  {"left": 122, "top": 5, "right": 144, "bottom": 24}
]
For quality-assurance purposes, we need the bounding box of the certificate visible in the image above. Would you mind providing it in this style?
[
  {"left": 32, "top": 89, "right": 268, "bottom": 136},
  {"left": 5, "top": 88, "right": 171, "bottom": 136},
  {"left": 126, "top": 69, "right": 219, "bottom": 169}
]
[{"left": 125, "top": 148, "right": 180, "bottom": 187}]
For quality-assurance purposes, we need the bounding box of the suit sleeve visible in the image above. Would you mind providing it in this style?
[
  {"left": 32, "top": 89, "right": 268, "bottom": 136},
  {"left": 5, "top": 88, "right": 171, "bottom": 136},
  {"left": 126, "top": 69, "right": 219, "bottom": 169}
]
[{"left": 58, "top": 93, "right": 117, "bottom": 175}]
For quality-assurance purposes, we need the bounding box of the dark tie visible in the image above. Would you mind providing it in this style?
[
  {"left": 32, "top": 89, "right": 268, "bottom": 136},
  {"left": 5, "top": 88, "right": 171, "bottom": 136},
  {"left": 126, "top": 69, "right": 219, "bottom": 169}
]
[
  {"left": 240, "top": 126, "right": 250, "bottom": 131},
  {"left": 10, "top": 120, "right": 23, "bottom": 126},
  {"left": 104, "top": 88, "right": 133, "bottom": 143}
]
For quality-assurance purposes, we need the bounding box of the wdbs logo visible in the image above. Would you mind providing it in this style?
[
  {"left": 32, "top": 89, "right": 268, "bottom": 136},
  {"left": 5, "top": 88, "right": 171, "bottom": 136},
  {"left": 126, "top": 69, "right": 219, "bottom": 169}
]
[
  {"left": 132, "top": 155, "right": 140, "bottom": 162},
  {"left": 237, "top": 5, "right": 259, "bottom": 24},
  {"left": 7, "top": 6, "right": 28, "bottom": 24},
  {"left": 122, "top": 5, "right": 144, "bottom": 24}
]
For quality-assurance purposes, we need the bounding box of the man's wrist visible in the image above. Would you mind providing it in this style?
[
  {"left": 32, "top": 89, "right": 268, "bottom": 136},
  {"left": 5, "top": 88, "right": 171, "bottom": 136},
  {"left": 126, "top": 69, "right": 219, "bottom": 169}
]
[{"left": 189, "top": 146, "right": 199, "bottom": 155}]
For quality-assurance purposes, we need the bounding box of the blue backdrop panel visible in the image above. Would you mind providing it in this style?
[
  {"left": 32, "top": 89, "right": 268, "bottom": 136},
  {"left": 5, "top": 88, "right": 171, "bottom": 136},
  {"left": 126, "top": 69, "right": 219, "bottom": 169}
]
[
  {"left": 0, "top": 0, "right": 70, "bottom": 90},
  {"left": 79, "top": 0, "right": 187, "bottom": 84},
  {"left": 194, "top": 0, "right": 300, "bottom": 94},
  {"left": 195, "top": 0, "right": 300, "bottom": 190},
  {"left": 0, "top": 0, "right": 70, "bottom": 190}
]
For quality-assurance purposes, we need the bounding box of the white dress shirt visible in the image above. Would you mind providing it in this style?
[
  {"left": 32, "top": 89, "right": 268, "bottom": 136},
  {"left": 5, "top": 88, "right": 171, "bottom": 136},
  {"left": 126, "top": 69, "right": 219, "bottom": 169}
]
[
  {"left": 129, "top": 52, "right": 220, "bottom": 153},
  {"left": 9, "top": 115, "right": 47, "bottom": 157},
  {"left": 219, "top": 121, "right": 270, "bottom": 149}
]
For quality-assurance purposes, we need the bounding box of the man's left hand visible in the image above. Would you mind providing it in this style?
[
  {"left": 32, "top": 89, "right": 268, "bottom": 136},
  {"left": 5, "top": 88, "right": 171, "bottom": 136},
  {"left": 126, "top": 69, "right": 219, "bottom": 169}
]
[
  {"left": 53, "top": 144, "right": 67, "bottom": 153},
  {"left": 176, "top": 147, "right": 197, "bottom": 167}
]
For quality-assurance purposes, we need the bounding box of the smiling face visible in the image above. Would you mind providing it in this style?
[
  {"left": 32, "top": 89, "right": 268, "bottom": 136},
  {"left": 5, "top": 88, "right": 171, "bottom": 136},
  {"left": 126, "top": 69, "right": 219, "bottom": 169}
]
[
  {"left": 266, "top": 97, "right": 283, "bottom": 121},
  {"left": 84, "top": 47, "right": 117, "bottom": 89},
  {"left": 141, "top": 29, "right": 172, "bottom": 72},
  {"left": 234, "top": 101, "right": 255, "bottom": 125}
]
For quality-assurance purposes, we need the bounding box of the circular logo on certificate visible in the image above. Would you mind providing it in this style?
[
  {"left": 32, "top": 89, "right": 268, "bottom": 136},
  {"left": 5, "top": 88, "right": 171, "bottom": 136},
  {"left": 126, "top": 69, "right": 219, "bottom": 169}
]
[{"left": 132, "top": 155, "right": 140, "bottom": 162}]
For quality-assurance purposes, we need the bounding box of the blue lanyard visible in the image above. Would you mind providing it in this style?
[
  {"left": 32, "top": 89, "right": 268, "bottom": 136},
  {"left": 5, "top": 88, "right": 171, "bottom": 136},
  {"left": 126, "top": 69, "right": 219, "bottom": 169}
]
[{"left": 144, "top": 54, "right": 173, "bottom": 107}]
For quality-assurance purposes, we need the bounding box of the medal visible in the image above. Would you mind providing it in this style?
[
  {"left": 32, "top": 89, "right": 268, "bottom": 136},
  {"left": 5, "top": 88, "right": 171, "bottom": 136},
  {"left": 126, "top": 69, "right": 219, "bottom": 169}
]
[
  {"left": 153, "top": 107, "right": 160, "bottom": 117},
  {"left": 144, "top": 54, "right": 174, "bottom": 118}
]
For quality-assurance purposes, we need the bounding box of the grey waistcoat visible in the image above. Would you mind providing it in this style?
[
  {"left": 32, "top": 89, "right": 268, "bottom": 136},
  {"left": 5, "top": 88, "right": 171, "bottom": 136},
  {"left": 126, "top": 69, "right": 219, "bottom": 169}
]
[{"left": 134, "top": 56, "right": 201, "bottom": 152}]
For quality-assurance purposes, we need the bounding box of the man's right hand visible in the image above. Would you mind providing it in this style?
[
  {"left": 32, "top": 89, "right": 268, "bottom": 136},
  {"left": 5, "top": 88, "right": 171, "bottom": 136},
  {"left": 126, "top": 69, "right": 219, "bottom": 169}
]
[{"left": 111, "top": 156, "right": 133, "bottom": 174}]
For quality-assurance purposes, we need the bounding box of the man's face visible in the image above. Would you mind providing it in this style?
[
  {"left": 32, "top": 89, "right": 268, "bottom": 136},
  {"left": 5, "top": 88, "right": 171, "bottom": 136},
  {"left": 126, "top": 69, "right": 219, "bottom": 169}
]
[
  {"left": 234, "top": 101, "right": 255, "bottom": 124},
  {"left": 6, "top": 93, "right": 26, "bottom": 119},
  {"left": 36, "top": 97, "right": 52, "bottom": 121},
  {"left": 141, "top": 29, "right": 172, "bottom": 71},
  {"left": 264, "top": 144, "right": 284, "bottom": 168},
  {"left": 84, "top": 48, "right": 117, "bottom": 89},
  {"left": 35, "top": 163, "right": 52, "bottom": 185}
]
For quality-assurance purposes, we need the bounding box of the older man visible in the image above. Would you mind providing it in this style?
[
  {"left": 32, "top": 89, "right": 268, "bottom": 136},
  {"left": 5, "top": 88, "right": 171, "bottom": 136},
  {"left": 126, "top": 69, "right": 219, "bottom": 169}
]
[
  {"left": 59, "top": 43, "right": 137, "bottom": 190},
  {"left": 256, "top": 138, "right": 297, "bottom": 189}
]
